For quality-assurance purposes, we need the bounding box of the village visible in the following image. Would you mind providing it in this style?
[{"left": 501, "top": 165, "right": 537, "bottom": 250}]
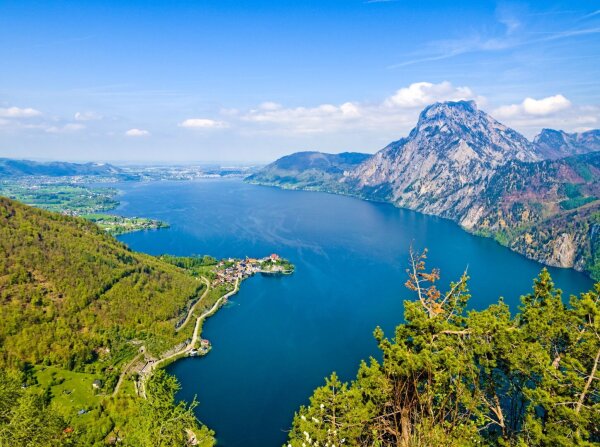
[{"left": 212, "top": 253, "right": 293, "bottom": 287}]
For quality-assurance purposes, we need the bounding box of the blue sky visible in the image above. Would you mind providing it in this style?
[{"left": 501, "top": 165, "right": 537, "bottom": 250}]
[{"left": 1, "top": 0, "right": 599, "bottom": 162}]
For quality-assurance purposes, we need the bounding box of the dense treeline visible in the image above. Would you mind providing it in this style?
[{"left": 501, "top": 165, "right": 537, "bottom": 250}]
[
  {"left": 0, "top": 197, "right": 215, "bottom": 445},
  {"left": 0, "top": 197, "right": 204, "bottom": 371},
  {"left": 287, "top": 250, "right": 599, "bottom": 446},
  {"left": 0, "top": 369, "right": 66, "bottom": 446}
]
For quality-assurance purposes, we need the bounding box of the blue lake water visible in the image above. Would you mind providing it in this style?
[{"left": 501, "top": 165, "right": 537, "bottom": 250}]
[{"left": 115, "top": 179, "right": 592, "bottom": 447}]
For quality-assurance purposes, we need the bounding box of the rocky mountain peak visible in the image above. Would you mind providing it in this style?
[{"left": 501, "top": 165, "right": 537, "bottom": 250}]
[
  {"left": 533, "top": 128, "right": 600, "bottom": 159},
  {"left": 401, "top": 100, "right": 539, "bottom": 162},
  {"left": 417, "top": 99, "right": 478, "bottom": 122},
  {"left": 345, "top": 101, "right": 540, "bottom": 218}
]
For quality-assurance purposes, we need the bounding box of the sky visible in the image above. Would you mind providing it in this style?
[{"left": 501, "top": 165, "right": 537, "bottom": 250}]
[{"left": 0, "top": 0, "right": 599, "bottom": 163}]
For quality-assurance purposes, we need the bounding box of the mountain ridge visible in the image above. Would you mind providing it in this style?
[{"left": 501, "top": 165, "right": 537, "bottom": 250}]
[
  {"left": 247, "top": 101, "right": 600, "bottom": 278},
  {"left": 0, "top": 158, "right": 122, "bottom": 177},
  {"left": 533, "top": 128, "right": 600, "bottom": 160}
]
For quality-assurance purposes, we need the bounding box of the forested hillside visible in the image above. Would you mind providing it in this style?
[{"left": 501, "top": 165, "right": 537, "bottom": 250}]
[
  {"left": 0, "top": 197, "right": 214, "bottom": 445},
  {"left": 287, "top": 250, "right": 600, "bottom": 446},
  {"left": 0, "top": 196, "right": 204, "bottom": 369}
]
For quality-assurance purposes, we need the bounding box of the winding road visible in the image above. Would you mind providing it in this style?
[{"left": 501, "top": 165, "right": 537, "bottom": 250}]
[{"left": 113, "top": 277, "right": 241, "bottom": 397}]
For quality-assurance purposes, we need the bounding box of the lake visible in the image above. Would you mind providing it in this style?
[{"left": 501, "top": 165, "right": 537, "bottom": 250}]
[{"left": 116, "top": 178, "right": 592, "bottom": 447}]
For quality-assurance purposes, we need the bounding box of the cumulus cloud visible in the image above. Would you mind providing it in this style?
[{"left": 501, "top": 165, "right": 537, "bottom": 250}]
[
  {"left": 179, "top": 118, "right": 228, "bottom": 129},
  {"left": 384, "top": 81, "right": 478, "bottom": 108},
  {"left": 491, "top": 96, "right": 597, "bottom": 138},
  {"left": 494, "top": 94, "right": 572, "bottom": 118},
  {"left": 125, "top": 128, "right": 150, "bottom": 137},
  {"left": 239, "top": 81, "right": 481, "bottom": 134},
  {"left": 0, "top": 106, "right": 42, "bottom": 118},
  {"left": 74, "top": 111, "right": 102, "bottom": 121},
  {"left": 522, "top": 95, "right": 572, "bottom": 115},
  {"left": 243, "top": 101, "right": 362, "bottom": 133}
]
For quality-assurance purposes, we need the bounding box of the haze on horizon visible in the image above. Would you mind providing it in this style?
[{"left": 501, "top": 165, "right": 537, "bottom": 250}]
[{"left": 1, "top": 0, "right": 599, "bottom": 163}]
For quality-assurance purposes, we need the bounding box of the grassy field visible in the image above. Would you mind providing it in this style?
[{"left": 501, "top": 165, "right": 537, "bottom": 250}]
[
  {"left": 82, "top": 213, "right": 170, "bottom": 235},
  {"left": 0, "top": 182, "right": 118, "bottom": 213}
]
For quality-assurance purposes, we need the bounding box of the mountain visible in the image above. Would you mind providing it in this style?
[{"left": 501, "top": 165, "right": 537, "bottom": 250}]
[
  {"left": 0, "top": 158, "right": 122, "bottom": 177},
  {"left": 533, "top": 129, "right": 600, "bottom": 160},
  {"left": 466, "top": 152, "right": 600, "bottom": 274},
  {"left": 345, "top": 100, "right": 540, "bottom": 217},
  {"left": 247, "top": 101, "right": 600, "bottom": 278},
  {"left": 246, "top": 151, "right": 371, "bottom": 190}
]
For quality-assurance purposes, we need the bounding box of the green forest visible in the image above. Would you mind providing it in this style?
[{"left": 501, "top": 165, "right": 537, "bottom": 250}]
[{"left": 0, "top": 197, "right": 214, "bottom": 445}]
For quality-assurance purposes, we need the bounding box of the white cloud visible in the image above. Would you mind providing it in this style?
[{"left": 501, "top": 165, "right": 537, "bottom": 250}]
[
  {"left": 125, "top": 128, "right": 150, "bottom": 137},
  {"left": 45, "top": 123, "right": 85, "bottom": 134},
  {"left": 179, "top": 118, "right": 228, "bottom": 129},
  {"left": 522, "top": 95, "right": 571, "bottom": 115},
  {"left": 258, "top": 102, "right": 282, "bottom": 111},
  {"left": 384, "top": 81, "right": 478, "bottom": 108},
  {"left": 74, "top": 111, "right": 102, "bottom": 121},
  {"left": 0, "top": 106, "right": 42, "bottom": 118},
  {"left": 491, "top": 98, "right": 597, "bottom": 138},
  {"left": 239, "top": 81, "right": 481, "bottom": 134},
  {"left": 494, "top": 94, "right": 572, "bottom": 118},
  {"left": 242, "top": 101, "right": 364, "bottom": 133}
]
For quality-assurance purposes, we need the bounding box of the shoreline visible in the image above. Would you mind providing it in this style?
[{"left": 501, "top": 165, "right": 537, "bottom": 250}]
[
  {"left": 134, "top": 278, "right": 240, "bottom": 398},
  {"left": 122, "top": 257, "right": 295, "bottom": 399},
  {"left": 246, "top": 179, "right": 595, "bottom": 281}
]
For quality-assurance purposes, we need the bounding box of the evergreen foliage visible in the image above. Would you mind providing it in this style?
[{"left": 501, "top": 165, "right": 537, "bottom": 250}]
[{"left": 287, "top": 249, "right": 599, "bottom": 446}]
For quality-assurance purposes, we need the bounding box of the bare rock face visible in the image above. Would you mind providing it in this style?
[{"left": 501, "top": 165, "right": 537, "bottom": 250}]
[
  {"left": 248, "top": 100, "right": 600, "bottom": 279},
  {"left": 345, "top": 101, "right": 540, "bottom": 219},
  {"left": 551, "top": 233, "right": 577, "bottom": 267},
  {"left": 534, "top": 129, "right": 600, "bottom": 160}
]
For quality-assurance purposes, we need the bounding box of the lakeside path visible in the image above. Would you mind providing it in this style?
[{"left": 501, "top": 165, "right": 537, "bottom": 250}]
[
  {"left": 114, "top": 268, "right": 291, "bottom": 397},
  {"left": 158, "top": 278, "right": 239, "bottom": 367},
  {"left": 112, "top": 275, "right": 213, "bottom": 396},
  {"left": 176, "top": 277, "right": 211, "bottom": 333},
  {"left": 137, "top": 278, "right": 241, "bottom": 397},
  {"left": 112, "top": 350, "right": 145, "bottom": 397}
]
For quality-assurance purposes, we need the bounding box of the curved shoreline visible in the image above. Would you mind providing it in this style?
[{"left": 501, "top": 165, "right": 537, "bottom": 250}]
[
  {"left": 113, "top": 260, "right": 295, "bottom": 399},
  {"left": 176, "top": 277, "right": 211, "bottom": 333},
  {"left": 136, "top": 278, "right": 240, "bottom": 397},
  {"left": 246, "top": 179, "right": 594, "bottom": 280}
]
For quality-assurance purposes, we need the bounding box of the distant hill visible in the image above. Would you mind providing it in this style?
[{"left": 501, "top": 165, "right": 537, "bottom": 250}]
[
  {"left": 246, "top": 151, "right": 371, "bottom": 190},
  {"left": 533, "top": 129, "right": 600, "bottom": 160},
  {"left": 0, "top": 158, "right": 122, "bottom": 177},
  {"left": 248, "top": 101, "right": 600, "bottom": 278}
]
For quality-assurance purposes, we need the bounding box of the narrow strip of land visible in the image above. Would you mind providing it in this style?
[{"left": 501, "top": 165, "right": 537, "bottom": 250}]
[
  {"left": 133, "top": 278, "right": 241, "bottom": 398},
  {"left": 112, "top": 350, "right": 144, "bottom": 396},
  {"left": 157, "top": 278, "right": 239, "bottom": 368},
  {"left": 113, "top": 275, "right": 213, "bottom": 396},
  {"left": 176, "top": 277, "right": 211, "bottom": 332}
]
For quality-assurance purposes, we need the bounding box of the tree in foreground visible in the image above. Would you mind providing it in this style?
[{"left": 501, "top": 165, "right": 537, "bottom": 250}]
[
  {"left": 0, "top": 369, "right": 68, "bottom": 447},
  {"left": 286, "top": 249, "right": 599, "bottom": 447},
  {"left": 123, "top": 369, "right": 214, "bottom": 447}
]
